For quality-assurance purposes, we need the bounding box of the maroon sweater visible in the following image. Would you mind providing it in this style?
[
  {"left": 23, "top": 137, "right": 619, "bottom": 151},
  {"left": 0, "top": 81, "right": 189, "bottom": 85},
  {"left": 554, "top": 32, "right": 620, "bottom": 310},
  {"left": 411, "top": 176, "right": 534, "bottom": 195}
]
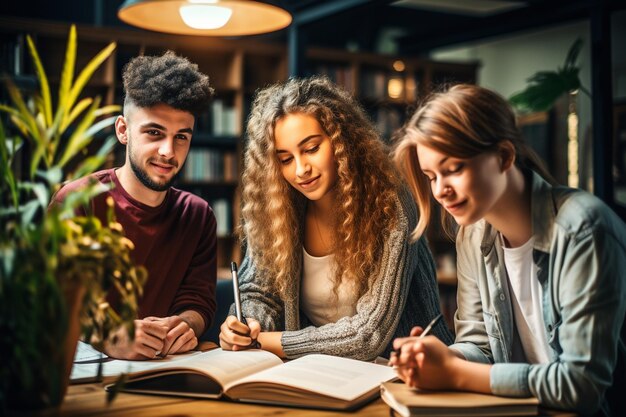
[{"left": 52, "top": 169, "right": 217, "bottom": 334}]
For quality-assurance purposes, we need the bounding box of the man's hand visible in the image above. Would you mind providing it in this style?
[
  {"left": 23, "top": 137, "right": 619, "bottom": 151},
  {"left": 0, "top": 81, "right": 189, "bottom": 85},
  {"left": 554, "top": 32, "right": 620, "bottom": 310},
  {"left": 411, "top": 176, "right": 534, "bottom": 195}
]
[
  {"left": 146, "top": 315, "right": 198, "bottom": 356},
  {"left": 103, "top": 319, "right": 168, "bottom": 360}
]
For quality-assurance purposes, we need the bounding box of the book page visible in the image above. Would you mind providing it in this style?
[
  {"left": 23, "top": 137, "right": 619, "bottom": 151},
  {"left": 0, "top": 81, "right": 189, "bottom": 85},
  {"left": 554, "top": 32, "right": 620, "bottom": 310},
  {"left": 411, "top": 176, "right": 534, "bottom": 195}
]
[
  {"left": 226, "top": 354, "right": 395, "bottom": 400},
  {"left": 164, "top": 349, "right": 283, "bottom": 387},
  {"left": 73, "top": 340, "right": 109, "bottom": 363},
  {"left": 71, "top": 348, "right": 205, "bottom": 382},
  {"left": 71, "top": 345, "right": 282, "bottom": 388}
]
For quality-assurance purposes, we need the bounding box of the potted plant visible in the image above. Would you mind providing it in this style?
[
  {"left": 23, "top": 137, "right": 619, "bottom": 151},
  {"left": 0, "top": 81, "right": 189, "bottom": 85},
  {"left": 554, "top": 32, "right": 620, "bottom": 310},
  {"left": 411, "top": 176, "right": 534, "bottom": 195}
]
[
  {"left": 0, "top": 25, "right": 146, "bottom": 412},
  {"left": 509, "top": 38, "right": 590, "bottom": 112}
]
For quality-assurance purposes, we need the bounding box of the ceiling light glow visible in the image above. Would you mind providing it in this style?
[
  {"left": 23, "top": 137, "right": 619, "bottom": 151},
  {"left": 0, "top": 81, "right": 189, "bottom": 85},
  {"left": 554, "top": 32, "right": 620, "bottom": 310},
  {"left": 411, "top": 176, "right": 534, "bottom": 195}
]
[{"left": 179, "top": 5, "right": 233, "bottom": 29}]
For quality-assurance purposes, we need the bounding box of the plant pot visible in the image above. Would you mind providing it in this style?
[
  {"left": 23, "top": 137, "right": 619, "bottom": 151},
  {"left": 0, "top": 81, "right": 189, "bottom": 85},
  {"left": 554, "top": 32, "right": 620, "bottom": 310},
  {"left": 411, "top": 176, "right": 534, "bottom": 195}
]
[{"left": 5, "top": 282, "right": 85, "bottom": 413}]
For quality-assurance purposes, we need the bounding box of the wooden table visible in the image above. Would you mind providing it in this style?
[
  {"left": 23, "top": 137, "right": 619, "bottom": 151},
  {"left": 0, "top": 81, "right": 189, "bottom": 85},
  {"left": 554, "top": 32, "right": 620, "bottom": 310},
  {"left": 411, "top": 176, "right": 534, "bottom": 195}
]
[
  {"left": 14, "top": 382, "right": 577, "bottom": 417},
  {"left": 53, "top": 382, "right": 391, "bottom": 417}
]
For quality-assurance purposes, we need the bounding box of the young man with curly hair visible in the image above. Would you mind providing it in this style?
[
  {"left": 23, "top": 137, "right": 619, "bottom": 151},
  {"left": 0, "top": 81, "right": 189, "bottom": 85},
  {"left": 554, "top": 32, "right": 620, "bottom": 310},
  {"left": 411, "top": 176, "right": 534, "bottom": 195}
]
[{"left": 53, "top": 51, "right": 217, "bottom": 360}]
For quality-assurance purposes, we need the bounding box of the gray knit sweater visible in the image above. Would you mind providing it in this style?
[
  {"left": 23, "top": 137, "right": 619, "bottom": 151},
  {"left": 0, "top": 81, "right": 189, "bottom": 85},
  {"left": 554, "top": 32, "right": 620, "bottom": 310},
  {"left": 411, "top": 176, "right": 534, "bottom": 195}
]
[{"left": 232, "top": 189, "right": 453, "bottom": 360}]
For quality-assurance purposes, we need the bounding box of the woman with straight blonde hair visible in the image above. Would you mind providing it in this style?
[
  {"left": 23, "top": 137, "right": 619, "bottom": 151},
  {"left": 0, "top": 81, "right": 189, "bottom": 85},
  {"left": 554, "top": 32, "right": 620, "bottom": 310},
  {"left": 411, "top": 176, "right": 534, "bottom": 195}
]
[
  {"left": 390, "top": 84, "right": 626, "bottom": 416},
  {"left": 219, "top": 76, "right": 452, "bottom": 360}
]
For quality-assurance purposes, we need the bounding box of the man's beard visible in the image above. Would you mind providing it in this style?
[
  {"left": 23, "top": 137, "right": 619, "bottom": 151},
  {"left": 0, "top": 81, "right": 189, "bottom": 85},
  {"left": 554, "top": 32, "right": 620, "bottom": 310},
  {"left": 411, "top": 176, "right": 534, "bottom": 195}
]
[{"left": 128, "top": 138, "right": 178, "bottom": 192}]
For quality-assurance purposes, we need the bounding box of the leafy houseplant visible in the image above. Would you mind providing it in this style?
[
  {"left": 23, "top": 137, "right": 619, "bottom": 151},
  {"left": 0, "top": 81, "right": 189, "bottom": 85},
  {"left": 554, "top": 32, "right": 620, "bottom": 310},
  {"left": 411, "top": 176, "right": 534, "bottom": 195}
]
[
  {"left": 509, "top": 37, "right": 590, "bottom": 112},
  {"left": 0, "top": 25, "right": 146, "bottom": 411},
  {"left": 509, "top": 38, "right": 591, "bottom": 188}
]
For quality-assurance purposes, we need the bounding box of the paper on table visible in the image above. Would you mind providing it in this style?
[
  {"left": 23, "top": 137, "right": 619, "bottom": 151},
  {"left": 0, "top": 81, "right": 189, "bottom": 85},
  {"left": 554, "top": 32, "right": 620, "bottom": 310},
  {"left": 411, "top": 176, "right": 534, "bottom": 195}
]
[
  {"left": 73, "top": 340, "right": 108, "bottom": 363},
  {"left": 70, "top": 342, "right": 204, "bottom": 382}
]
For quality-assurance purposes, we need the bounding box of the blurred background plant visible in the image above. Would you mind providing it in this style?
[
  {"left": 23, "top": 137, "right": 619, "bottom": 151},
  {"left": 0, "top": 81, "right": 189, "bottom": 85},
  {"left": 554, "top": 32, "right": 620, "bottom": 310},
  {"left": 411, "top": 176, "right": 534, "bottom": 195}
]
[
  {"left": 509, "top": 37, "right": 590, "bottom": 189},
  {"left": 0, "top": 25, "right": 146, "bottom": 412},
  {"left": 509, "top": 37, "right": 590, "bottom": 112}
]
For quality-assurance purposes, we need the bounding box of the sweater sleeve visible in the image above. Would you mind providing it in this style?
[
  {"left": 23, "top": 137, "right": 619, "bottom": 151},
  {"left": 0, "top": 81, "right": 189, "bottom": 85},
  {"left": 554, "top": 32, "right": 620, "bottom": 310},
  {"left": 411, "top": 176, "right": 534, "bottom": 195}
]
[
  {"left": 229, "top": 248, "right": 285, "bottom": 332},
  {"left": 280, "top": 193, "right": 431, "bottom": 361}
]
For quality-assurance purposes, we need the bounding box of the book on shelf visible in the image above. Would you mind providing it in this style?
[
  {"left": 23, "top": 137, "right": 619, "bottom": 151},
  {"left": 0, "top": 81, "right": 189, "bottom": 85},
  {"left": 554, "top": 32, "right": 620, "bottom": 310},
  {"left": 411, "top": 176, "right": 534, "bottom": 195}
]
[
  {"left": 381, "top": 381, "right": 539, "bottom": 417},
  {"left": 211, "top": 198, "right": 231, "bottom": 236},
  {"left": 71, "top": 342, "right": 396, "bottom": 411},
  {"left": 311, "top": 63, "right": 353, "bottom": 92},
  {"left": 211, "top": 99, "right": 240, "bottom": 136},
  {"left": 184, "top": 149, "right": 237, "bottom": 182},
  {"left": 360, "top": 69, "right": 388, "bottom": 99}
]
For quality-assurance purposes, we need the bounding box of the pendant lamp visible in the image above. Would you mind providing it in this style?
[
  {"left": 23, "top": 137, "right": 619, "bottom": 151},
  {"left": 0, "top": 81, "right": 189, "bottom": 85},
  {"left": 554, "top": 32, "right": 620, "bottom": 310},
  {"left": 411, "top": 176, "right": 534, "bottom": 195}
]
[{"left": 118, "top": 0, "right": 292, "bottom": 36}]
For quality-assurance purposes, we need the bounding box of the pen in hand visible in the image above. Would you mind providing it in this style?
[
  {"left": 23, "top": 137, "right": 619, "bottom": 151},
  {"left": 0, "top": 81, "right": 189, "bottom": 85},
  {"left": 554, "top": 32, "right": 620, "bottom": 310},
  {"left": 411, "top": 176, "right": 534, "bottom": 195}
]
[
  {"left": 392, "top": 313, "right": 443, "bottom": 358},
  {"left": 231, "top": 262, "right": 261, "bottom": 350}
]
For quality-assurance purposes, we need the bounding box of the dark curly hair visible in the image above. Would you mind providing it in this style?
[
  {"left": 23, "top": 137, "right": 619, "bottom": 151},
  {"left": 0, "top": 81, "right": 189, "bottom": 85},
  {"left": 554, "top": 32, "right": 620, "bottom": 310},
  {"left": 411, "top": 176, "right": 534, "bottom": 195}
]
[{"left": 122, "top": 50, "right": 214, "bottom": 116}]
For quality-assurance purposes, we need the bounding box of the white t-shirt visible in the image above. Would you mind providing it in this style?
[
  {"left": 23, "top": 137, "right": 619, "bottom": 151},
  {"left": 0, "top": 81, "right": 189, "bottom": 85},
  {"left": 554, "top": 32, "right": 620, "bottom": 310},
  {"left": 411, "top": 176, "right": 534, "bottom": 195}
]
[
  {"left": 501, "top": 235, "right": 551, "bottom": 364},
  {"left": 300, "top": 248, "right": 358, "bottom": 326}
]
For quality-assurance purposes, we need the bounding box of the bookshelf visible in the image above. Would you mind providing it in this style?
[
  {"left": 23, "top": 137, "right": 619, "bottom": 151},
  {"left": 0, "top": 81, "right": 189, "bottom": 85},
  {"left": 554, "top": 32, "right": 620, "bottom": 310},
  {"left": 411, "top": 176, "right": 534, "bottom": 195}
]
[
  {"left": 305, "top": 49, "right": 478, "bottom": 330},
  {"left": 1, "top": 17, "right": 477, "bottom": 291},
  {"left": 306, "top": 47, "right": 479, "bottom": 143},
  {"left": 0, "top": 17, "right": 287, "bottom": 280}
]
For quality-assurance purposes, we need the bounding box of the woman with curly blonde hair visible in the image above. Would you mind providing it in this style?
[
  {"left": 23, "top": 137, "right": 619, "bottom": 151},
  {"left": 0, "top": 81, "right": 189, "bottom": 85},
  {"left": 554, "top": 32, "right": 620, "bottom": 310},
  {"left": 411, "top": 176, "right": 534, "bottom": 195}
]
[{"left": 219, "top": 76, "right": 451, "bottom": 360}]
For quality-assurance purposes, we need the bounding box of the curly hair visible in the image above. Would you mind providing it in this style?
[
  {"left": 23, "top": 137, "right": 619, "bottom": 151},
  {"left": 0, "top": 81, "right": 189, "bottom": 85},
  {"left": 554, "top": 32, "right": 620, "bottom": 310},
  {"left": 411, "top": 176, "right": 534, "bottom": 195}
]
[
  {"left": 122, "top": 50, "right": 214, "bottom": 116},
  {"left": 243, "top": 76, "right": 400, "bottom": 300},
  {"left": 393, "top": 84, "right": 554, "bottom": 241}
]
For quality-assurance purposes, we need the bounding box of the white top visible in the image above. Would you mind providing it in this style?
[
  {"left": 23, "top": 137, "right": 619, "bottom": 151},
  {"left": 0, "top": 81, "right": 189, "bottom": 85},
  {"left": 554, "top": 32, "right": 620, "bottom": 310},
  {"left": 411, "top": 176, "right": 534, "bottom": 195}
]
[
  {"left": 300, "top": 248, "right": 358, "bottom": 326},
  {"left": 501, "top": 235, "right": 551, "bottom": 364}
]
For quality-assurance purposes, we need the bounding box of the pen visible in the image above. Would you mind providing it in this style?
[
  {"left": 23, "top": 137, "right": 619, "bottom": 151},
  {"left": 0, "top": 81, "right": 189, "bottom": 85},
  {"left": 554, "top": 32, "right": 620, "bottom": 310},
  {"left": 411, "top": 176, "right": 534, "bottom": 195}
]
[
  {"left": 393, "top": 313, "right": 443, "bottom": 357},
  {"left": 231, "top": 262, "right": 261, "bottom": 349},
  {"left": 231, "top": 262, "right": 246, "bottom": 324}
]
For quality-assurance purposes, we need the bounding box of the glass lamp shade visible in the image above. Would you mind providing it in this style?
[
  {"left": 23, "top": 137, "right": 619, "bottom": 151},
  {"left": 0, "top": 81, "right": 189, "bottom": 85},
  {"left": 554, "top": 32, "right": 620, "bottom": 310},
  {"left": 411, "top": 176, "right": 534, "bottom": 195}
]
[{"left": 118, "top": 0, "right": 292, "bottom": 36}]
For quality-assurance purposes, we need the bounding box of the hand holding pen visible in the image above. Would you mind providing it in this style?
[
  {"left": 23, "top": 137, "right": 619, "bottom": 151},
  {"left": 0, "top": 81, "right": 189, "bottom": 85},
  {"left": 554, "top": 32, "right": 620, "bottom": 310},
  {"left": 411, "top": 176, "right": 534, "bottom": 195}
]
[
  {"left": 389, "top": 314, "right": 467, "bottom": 390},
  {"left": 229, "top": 262, "right": 261, "bottom": 350},
  {"left": 389, "top": 313, "right": 443, "bottom": 368}
]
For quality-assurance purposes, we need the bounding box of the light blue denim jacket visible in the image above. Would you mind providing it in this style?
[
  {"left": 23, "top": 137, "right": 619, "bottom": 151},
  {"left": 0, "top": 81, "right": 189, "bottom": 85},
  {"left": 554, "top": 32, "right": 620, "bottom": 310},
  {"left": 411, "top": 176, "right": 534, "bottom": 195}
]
[{"left": 450, "top": 171, "right": 626, "bottom": 416}]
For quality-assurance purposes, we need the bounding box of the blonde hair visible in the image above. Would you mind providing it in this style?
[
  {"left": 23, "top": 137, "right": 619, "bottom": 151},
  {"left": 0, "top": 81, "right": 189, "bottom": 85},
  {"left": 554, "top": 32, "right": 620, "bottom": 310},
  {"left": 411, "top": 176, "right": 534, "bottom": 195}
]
[
  {"left": 394, "top": 84, "right": 554, "bottom": 241},
  {"left": 242, "top": 76, "right": 400, "bottom": 299}
]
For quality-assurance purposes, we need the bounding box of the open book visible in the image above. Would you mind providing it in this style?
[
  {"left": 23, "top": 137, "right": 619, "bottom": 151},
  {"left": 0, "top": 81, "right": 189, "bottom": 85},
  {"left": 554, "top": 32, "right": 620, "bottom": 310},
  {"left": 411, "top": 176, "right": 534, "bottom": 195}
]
[
  {"left": 71, "top": 343, "right": 396, "bottom": 410},
  {"left": 381, "top": 381, "right": 539, "bottom": 416}
]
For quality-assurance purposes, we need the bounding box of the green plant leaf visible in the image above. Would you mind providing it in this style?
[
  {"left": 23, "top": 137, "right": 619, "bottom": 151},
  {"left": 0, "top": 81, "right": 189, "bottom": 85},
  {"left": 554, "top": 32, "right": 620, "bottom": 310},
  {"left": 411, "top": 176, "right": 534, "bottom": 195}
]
[
  {"left": 57, "top": 181, "right": 111, "bottom": 220},
  {"left": 61, "top": 98, "right": 92, "bottom": 133},
  {"left": 64, "top": 42, "right": 116, "bottom": 124},
  {"left": 31, "top": 182, "right": 50, "bottom": 211},
  {"left": 0, "top": 246, "right": 16, "bottom": 278},
  {"left": 0, "top": 120, "right": 8, "bottom": 164},
  {"left": 30, "top": 138, "right": 48, "bottom": 180},
  {"left": 70, "top": 136, "right": 117, "bottom": 180},
  {"left": 37, "top": 166, "right": 63, "bottom": 187},
  {"left": 94, "top": 104, "right": 121, "bottom": 118},
  {"left": 0, "top": 122, "right": 20, "bottom": 211},
  {"left": 8, "top": 114, "right": 31, "bottom": 142},
  {"left": 83, "top": 115, "right": 117, "bottom": 141},
  {"left": 57, "top": 96, "right": 101, "bottom": 168},
  {"left": 563, "top": 37, "right": 583, "bottom": 71},
  {"left": 19, "top": 199, "right": 41, "bottom": 227},
  {"left": 0, "top": 103, "right": 24, "bottom": 120},
  {"left": 5, "top": 81, "right": 42, "bottom": 146},
  {"left": 57, "top": 25, "right": 77, "bottom": 123},
  {"left": 509, "top": 38, "right": 586, "bottom": 113},
  {"left": 26, "top": 35, "right": 52, "bottom": 127}
]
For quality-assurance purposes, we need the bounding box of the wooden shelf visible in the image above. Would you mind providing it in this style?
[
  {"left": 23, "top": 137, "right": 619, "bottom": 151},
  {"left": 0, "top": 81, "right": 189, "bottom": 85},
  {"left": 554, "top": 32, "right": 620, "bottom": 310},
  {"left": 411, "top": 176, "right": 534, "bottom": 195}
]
[
  {"left": 182, "top": 181, "right": 238, "bottom": 188},
  {"left": 1, "top": 16, "right": 477, "bottom": 276}
]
